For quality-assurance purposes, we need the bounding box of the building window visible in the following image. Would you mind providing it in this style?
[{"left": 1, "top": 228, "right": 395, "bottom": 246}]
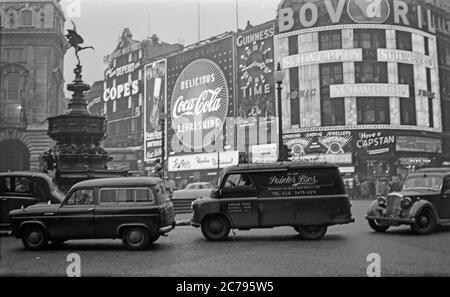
[
  {"left": 355, "top": 62, "right": 388, "bottom": 83},
  {"left": 20, "top": 10, "right": 33, "bottom": 27},
  {"left": 426, "top": 68, "right": 434, "bottom": 128},
  {"left": 9, "top": 12, "right": 15, "bottom": 27},
  {"left": 289, "top": 67, "right": 300, "bottom": 126},
  {"left": 319, "top": 30, "right": 342, "bottom": 51},
  {"left": 5, "top": 73, "right": 20, "bottom": 101},
  {"left": 1, "top": 48, "right": 25, "bottom": 63},
  {"left": 320, "top": 63, "right": 345, "bottom": 126},
  {"left": 396, "top": 31, "right": 412, "bottom": 51},
  {"left": 354, "top": 29, "right": 386, "bottom": 49},
  {"left": 288, "top": 35, "right": 298, "bottom": 55},
  {"left": 357, "top": 98, "right": 390, "bottom": 124},
  {"left": 398, "top": 63, "right": 416, "bottom": 125},
  {"left": 424, "top": 37, "right": 430, "bottom": 56}
]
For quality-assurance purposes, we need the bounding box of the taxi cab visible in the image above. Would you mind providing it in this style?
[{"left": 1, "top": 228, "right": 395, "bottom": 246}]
[{"left": 191, "top": 163, "right": 354, "bottom": 241}]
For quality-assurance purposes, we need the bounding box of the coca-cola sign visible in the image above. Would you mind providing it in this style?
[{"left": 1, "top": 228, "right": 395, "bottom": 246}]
[{"left": 171, "top": 59, "right": 229, "bottom": 150}]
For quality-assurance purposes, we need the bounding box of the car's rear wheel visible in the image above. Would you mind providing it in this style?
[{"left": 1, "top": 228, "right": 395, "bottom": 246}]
[
  {"left": 21, "top": 225, "right": 48, "bottom": 250},
  {"left": 368, "top": 219, "right": 390, "bottom": 232},
  {"left": 122, "top": 227, "right": 150, "bottom": 250},
  {"left": 201, "top": 215, "right": 230, "bottom": 241},
  {"left": 411, "top": 208, "right": 436, "bottom": 235},
  {"left": 294, "top": 225, "right": 327, "bottom": 240}
]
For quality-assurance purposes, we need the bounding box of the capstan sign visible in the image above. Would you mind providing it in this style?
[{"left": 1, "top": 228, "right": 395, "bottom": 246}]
[
  {"left": 171, "top": 59, "right": 229, "bottom": 151},
  {"left": 277, "top": 0, "right": 436, "bottom": 33}
]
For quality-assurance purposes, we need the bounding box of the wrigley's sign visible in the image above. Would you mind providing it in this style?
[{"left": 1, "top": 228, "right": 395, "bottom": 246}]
[{"left": 278, "top": 0, "right": 436, "bottom": 33}]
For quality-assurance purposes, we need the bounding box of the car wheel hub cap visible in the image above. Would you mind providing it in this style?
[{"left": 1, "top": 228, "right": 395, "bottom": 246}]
[
  {"left": 29, "top": 231, "right": 42, "bottom": 244},
  {"left": 419, "top": 216, "right": 429, "bottom": 227},
  {"left": 129, "top": 231, "right": 143, "bottom": 244},
  {"left": 209, "top": 221, "right": 223, "bottom": 234}
]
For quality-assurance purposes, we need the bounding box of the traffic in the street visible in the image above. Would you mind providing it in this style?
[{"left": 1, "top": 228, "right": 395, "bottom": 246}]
[
  {"left": 2, "top": 0, "right": 450, "bottom": 281},
  {"left": 1, "top": 200, "right": 449, "bottom": 277}
]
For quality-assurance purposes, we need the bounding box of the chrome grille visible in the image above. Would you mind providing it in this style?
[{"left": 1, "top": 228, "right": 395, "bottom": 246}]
[{"left": 386, "top": 195, "right": 402, "bottom": 217}]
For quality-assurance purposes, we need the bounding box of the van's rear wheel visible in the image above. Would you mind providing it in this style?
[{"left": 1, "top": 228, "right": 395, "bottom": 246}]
[
  {"left": 368, "top": 219, "right": 390, "bottom": 232},
  {"left": 294, "top": 225, "right": 327, "bottom": 240},
  {"left": 22, "top": 225, "right": 48, "bottom": 250},
  {"left": 201, "top": 215, "right": 230, "bottom": 241},
  {"left": 122, "top": 227, "right": 150, "bottom": 250}
]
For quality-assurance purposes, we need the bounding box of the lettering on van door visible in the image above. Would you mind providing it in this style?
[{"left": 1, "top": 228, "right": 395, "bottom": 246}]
[{"left": 225, "top": 202, "right": 253, "bottom": 213}]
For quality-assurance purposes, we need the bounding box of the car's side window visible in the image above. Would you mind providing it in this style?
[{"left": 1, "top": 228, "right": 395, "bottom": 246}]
[
  {"left": 136, "top": 188, "right": 154, "bottom": 202},
  {"left": 100, "top": 188, "right": 118, "bottom": 203},
  {"left": 223, "top": 174, "right": 254, "bottom": 188},
  {"left": 118, "top": 188, "right": 134, "bottom": 203},
  {"left": 65, "top": 189, "right": 94, "bottom": 206},
  {"left": 0, "top": 177, "right": 11, "bottom": 194},
  {"left": 443, "top": 177, "right": 450, "bottom": 193},
  {"left": 13, "top": 177, "right": 32, "bottom": 194}
]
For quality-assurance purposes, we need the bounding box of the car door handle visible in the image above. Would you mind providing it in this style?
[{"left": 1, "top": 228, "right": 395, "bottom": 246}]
[
  {"left": 43, "top": 212, "right": 55, "bottom": 216},
  {"left": 87, "top": 208, "right": 94, "bottom": 211}
]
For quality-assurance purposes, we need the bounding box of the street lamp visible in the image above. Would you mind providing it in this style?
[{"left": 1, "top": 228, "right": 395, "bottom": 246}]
[{"left": 274, "top": 62, "right": 285, "bottom": 162}]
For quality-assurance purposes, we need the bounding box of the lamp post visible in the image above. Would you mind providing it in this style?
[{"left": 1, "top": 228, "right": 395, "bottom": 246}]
[{"left": 274, "top": 62, "right": 285, "bottom": 162}]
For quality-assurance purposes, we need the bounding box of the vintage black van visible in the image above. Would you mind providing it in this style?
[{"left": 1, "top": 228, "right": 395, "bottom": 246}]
[{"left": 191, "top": 163, "right": 354, "bottom": 241}]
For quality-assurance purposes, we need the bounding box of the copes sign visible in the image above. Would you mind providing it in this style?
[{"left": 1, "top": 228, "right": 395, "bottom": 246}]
[{"left": 171, "top": 59, "right": 229, "bottom": 150}]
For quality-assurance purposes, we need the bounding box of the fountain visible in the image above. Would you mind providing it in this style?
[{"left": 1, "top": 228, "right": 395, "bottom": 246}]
[{"left": 42, "top": 22, "right": 127, "bottom": 192}]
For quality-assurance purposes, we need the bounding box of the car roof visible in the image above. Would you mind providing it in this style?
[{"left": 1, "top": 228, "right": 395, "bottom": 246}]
[
  {"left": 72, "top": 177, "right": 162, "bottom": 189},
  {"left": 0, "top": 171, "right": 54, "bottom": 182},
  {"left": 222, "top": 162, "right": 338, "bottom": 174},
  {"left": 187, "top": 182, "right": 211, "bottom": 185}
]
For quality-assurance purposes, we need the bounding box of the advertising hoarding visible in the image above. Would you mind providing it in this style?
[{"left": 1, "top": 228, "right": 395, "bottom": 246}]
[
  {"left": 167, "top": 35, "right": 235, "bottom": 156},
  {"left": 277, "top": 0, "right": 436, "bottom": 34},
  {"left": 144, "top": 59, "right": 166, "bottom": 162}
]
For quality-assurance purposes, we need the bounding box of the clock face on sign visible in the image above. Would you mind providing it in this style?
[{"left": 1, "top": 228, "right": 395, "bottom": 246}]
[{"left": 240, "top": 42, "right": 273, "bottom": 86}]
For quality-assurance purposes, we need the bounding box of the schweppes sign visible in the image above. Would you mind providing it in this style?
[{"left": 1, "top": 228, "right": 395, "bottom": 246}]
[{"left": 277, "top": 0, "right": 436, "bottom": 34}]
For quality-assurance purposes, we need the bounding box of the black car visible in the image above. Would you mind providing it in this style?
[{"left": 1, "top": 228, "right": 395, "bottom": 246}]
[
  {"left": 9, "top": 177, "right": 175, "bottom": 250},
  {"left": 366, "top": 168, "right": 450, "bottom": 234},
  {"left": 0, "top": 172, "right": 64, "bottom": 230}
]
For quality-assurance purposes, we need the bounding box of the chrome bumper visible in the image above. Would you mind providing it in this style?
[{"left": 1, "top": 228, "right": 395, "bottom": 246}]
[
  {"left": 366, "top": 216, "right": 415, "bottom": 224},
  {"left": 159, "top": 222, "right": 176, "bottom": 234}
]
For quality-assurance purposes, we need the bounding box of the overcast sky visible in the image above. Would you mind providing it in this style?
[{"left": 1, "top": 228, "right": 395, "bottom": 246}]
[{"left": 61, "top": 0, "right": 280, "bottom": 93}]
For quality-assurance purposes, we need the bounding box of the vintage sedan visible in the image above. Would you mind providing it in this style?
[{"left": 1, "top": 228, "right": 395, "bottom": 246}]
[
  {"left": 9, "top": 177, "right": 175, "bottom": 250},
  {"left": 366, "top": 168, "right": 450, "bottom": 234},
  {"left": 173, "top": 182, "right": 213, "bottom": 200},
  {"left": 1, "top": 172, "right": 64, "bottom": 230}
]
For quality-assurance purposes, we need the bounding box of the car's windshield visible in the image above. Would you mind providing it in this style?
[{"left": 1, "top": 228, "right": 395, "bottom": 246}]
[{"left": 403, "top": 175, "right": 443, "bottom": 191}]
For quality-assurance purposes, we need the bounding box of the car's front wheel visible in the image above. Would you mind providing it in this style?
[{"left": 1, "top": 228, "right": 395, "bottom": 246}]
[
  {"left": 368, "top": 219, "right": 390, "bottom": 232},
  {"left": 411, "top": 208, "right": 436, "bottom": 235},
  {"left": 122, "top": 227, "right": 150, "bottom": 250},
  {"left": 201, "top": 215, "right": 230, "bottom": 241},
  {"left": 294, "top": 225, "right": 327, "bottom": 240},
  {"left": 22, "top": 225, "right": 49, "bottom": 250}
]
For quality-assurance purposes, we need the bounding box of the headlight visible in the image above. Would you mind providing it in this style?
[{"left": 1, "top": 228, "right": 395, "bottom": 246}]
[
  {"left": 377, "top": 196, "right": 386, "bottom": 207},
  {"left": 401, "top": 197, "right": 412, "bottom": 209}
]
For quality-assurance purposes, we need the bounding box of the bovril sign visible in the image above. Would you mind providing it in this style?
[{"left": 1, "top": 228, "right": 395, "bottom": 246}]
[
  {"left": 171, "top": 59, "right": 229, "bottom": 150},
  {"left": 278, "top": 0, "right": 436, "bottom": 33}
]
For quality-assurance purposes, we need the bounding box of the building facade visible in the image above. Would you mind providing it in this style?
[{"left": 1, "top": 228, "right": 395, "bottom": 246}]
[
  {"left": 0, "top": 0, "right": 66, "bottom": 172},
  {"left": 276, "top": 0, "right": 446, "bottom": 181},
  {"left": 87, "top": 29, "right": 182, "bottom": 172}
]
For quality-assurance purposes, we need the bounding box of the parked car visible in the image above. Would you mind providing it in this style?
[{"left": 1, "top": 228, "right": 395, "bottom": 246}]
[
  {"left": 0, "top": 172, "right": 64, "bottom": 230},
  {"left": 366, "top": 167, "right": 450, "bottom": 234},
  {"left": 173, "top": 182, "right": 213, "bottom": 200},
  {"left": 191, "top": 163, "right": 354, "bottom": 241},
  {"left": 9, "top": 176, "right": 175, "bottom": 250}
]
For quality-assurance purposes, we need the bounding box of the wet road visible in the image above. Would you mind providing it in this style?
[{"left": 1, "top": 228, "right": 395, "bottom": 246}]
[{"left": 1, "top": 200, "right": 449, "bottom": 276}]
